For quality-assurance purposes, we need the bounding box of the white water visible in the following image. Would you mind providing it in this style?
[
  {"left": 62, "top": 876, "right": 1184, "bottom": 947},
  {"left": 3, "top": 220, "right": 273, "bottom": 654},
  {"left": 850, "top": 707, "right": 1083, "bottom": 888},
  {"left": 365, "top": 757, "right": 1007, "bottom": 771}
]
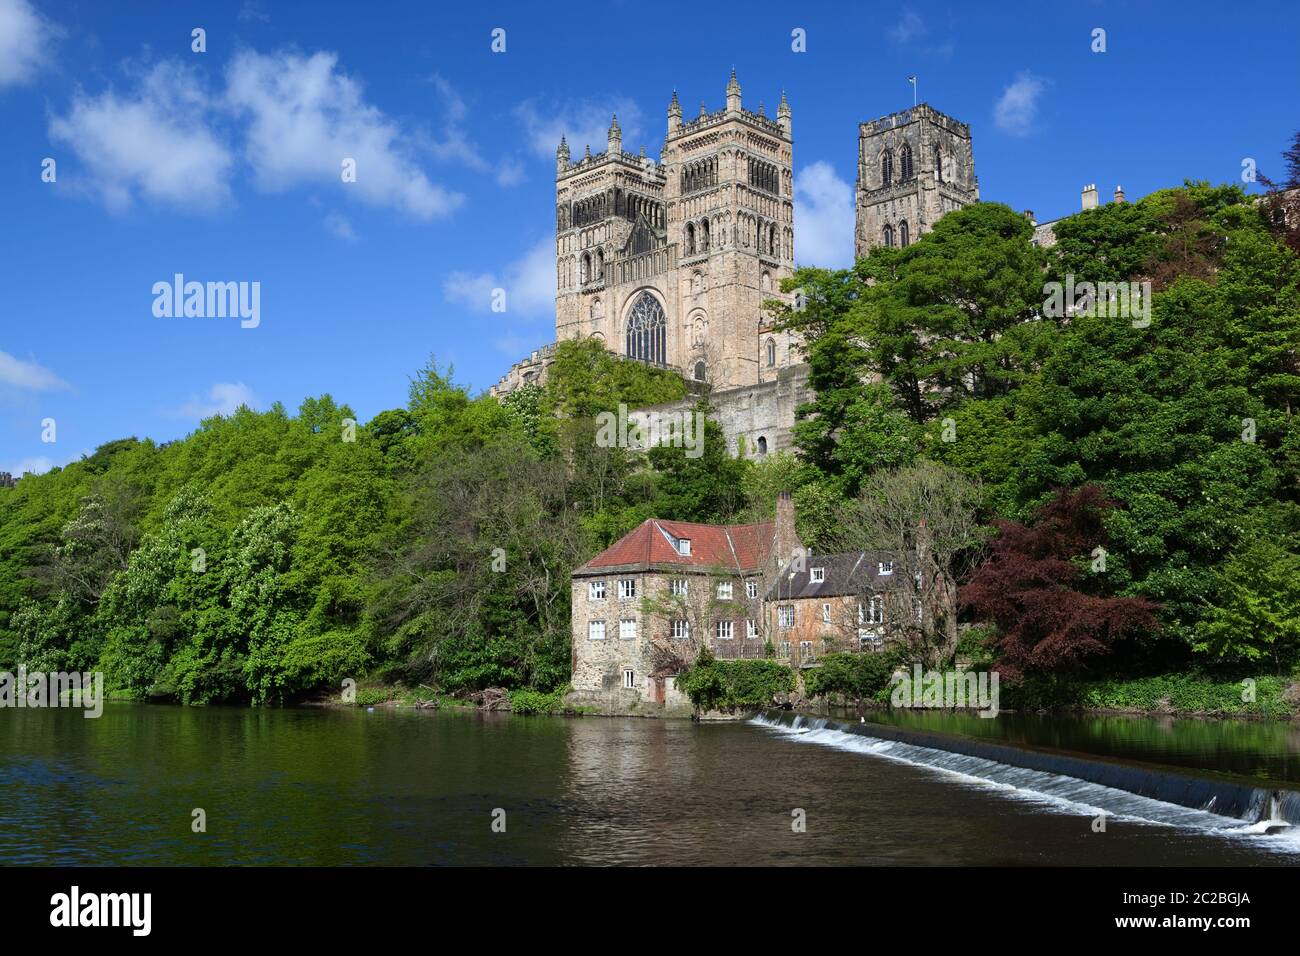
[{"left": 751, "top": 713, "right": 1300, "bottom": 855}]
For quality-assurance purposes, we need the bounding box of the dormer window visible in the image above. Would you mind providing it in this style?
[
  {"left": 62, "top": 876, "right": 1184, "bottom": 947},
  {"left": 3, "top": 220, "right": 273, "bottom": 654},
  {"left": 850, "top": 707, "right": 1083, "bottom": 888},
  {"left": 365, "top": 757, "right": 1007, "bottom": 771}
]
[
  {"left": 878, "top": 561, "right": 895, "bottom": 575},
  {"left": 677, "top": 539, "right": 691, "bottom": 556},
  {"left": 810, "top": 567, "right": 825, "bottom": 583}
]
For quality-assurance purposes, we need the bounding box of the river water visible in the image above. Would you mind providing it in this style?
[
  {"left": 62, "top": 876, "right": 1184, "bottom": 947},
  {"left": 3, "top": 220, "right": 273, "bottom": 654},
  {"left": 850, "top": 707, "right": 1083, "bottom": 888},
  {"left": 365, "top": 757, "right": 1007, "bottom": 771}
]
[{"left": 3, "top": 703, "right": 1298, "bottom": 865}]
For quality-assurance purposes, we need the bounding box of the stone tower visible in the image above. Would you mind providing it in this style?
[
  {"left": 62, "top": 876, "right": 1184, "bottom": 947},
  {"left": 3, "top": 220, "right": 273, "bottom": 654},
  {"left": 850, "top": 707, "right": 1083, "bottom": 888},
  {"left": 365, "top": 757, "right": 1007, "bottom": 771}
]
[
  {"left": 553, "top": 72, "right": 795, "bottom": 390},
  {"left": 854, "top": 103, "right": 978, "bottom": 259}
]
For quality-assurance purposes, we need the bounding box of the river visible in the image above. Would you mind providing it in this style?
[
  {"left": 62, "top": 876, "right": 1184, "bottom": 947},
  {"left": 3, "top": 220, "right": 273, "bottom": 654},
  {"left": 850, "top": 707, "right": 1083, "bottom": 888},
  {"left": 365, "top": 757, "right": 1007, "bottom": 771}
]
[{"left": 3, "top": 702, "right": 1298, "bottom": 865}]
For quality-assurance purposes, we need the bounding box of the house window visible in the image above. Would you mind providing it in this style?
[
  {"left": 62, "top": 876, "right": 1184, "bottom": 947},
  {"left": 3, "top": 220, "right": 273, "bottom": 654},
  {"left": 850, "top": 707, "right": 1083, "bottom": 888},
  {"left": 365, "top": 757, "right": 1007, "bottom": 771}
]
[
  {"left": 589, "top": 581, "right": 606, "bottom": 600},
  {"left": 717, "top": 582, "right": 733, "bottom": 600},
  {"left": 671, "top": 619, "right": 690, "bottom": 640},
  {"left": 715, "top": 620, "right": 734, "bottom": 640},
  {"left": 623, "top": 669, "right": 636, "bottom": 689},
  {"left": 864, "top": 595, "right": 884, "bottom": 624},
  {"left": 677, "top": 539, "right": 691, "bottom": 556},
  {"left": 747, "top": 619, "right": 758, "bottom": 639},
  {"left": 859, "top": 630, "right": 883, "bottom": 649},
  {"left": 878, "top": 561, "right": 895, "bottom": 575},
  {"left": 822, "top": 603, "right": 832, "bottom": 624},
  {"left": 800, "top": 640, "right": 814, "bottom": 662},
  {"left": 746, "top": 580, "right": 758, "bottom": 599},
  {"left": 810, "top": 567, "right": 825, "bottom": 583},
  {"left": 618, "top": 579, "right": 636, "bottom": 599},
  {"left": 620, "top": 619, "right": 638, "bottom": 641},
  {"left": 670, "top": 578, "right": 689, "bottom": 597},
  {"left": 588, "top": 620, "right": 606, "bottom": 641},
  {"left": 779, "top": 640, "right": 792, "bottom": 658},
  {"left": 778, "top": 605, "right": 795, "bottom": 629}
]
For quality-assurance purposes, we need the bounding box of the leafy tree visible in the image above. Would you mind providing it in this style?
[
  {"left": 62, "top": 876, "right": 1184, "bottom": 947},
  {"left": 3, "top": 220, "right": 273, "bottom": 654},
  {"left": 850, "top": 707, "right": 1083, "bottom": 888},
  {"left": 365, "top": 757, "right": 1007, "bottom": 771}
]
[{"left": 1194, "top": 537, "right": 1300, "bottom": 670}]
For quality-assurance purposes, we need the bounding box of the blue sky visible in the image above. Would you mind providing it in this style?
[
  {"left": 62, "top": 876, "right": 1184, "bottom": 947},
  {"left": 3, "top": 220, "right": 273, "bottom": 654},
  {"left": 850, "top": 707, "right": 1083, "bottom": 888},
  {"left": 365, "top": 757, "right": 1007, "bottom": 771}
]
[{"left": 2, "top": 0, "right": 1298, "bottom": 477}]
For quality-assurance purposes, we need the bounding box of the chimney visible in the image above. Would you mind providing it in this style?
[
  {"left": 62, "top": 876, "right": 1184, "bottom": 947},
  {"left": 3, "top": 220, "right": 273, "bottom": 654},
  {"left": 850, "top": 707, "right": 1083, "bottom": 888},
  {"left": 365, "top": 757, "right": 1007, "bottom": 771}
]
[
  {"left": 1113, "top": 184, "right": 1126, "bottom": 204},
  {"left": 1081, "top": 183, "right": 1099, "bottom": 210},
  {"left": 1023, "top": 209, "right": 1036, "bottom": 226},
  {"left": 773, "top": 491, "right": 804, "bottom": 570}
]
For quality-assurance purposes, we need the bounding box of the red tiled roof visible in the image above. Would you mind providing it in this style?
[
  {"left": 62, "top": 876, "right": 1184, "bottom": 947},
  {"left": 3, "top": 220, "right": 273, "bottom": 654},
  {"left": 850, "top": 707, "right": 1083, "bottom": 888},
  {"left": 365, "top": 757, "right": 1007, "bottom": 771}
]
[{"left": 576, "top": 518, "right": 775, "bottom": 575}]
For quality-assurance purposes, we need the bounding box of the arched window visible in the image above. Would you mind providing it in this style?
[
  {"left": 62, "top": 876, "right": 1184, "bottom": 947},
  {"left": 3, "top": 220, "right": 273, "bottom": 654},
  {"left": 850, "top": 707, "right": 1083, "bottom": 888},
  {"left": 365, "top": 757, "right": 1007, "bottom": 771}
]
[
  {"left": 881, "top": 150, "right": 893, "bottom": 187},
  {"left": 626, "top": 292, "right": 666, "bottom": 366},
  {"left": 691, "top": 271, "right": 703, "bottom": 295},
  {"left": 590, "top": 297, "right": 602, "bottom": 323},
  {"left": 768, "top": 224, "right": 777, "bottom": 256},
  {"left": 766, "top": 338, "right": 776, "bottom": 367},
  {"left": 757, "top": 436, "right": 768, "bottom": 455},
  {"left": 691, "top": 315, "right": 705, "bottom": 346},
  {"left": 901, "top": 144, "right": 913, "bottom": 181},
  {"left": 685, "top": 222, "right": 696, "bottom": 255},
  {"left": 595, "top": 249, "right": 604, "bottom": 280},
  {"left": 693, "top": 361, "right": 706, "bottom": 381},
  {"left": 761, "top": 271, "right": 771, "bottom": 292},
  {"left": 882, "top": 224, "right": 894, "bottom": 247},
  {"left": 899, "top": 220, "right": 910, "bottom": 247},
  {"left": 934, "top": 145, "right": 943, "bottom": 183},
  {"left": 580, "top": 253, "right": 591, "bottom": 284},
  {"left": 700, "top": 219, "right": 710, "bottom": 251}
]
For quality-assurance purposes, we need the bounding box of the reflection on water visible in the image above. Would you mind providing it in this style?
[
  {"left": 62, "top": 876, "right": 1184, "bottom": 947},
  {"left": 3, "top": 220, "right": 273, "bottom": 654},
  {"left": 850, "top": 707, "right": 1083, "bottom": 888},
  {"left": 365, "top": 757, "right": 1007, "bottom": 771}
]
[
  {"left": 851, "top": 708, "right": 1300, "bottom": 786},
  {"left": 1, "top": 702, "right": 1297, "bottom": 865}
]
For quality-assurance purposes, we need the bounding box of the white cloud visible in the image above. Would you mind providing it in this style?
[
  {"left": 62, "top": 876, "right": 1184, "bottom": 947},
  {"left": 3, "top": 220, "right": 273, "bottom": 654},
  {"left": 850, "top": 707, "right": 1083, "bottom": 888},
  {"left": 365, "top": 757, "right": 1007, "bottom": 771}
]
[
  {"left": 48, "top": 61, "right": 234, "bottom": 212},
  {"left": 2, "top": 456, "right": 54, "bottom": 477},
  {"left": 0, "top": 350, "right": 69, "bottom": 391},
  {"left": 444, "top": 237, "right": 555, "bottom": 319},
  {"left": 225, "top": 49, "right": 462, "bottom": 219},
  {"left": 994, "top": 71, "right": 1047, "bottom": 136},
  {"left": 172, "top": 382, "right": 257, "bottom": 419},
  {"left": 324, "top": 211, "right": 357, "bottom": 241},
  {"left": 794, "top": 161, "right": 854, "bottom": 269},
  {"left": 514, "top": 96, "right": 644, "bottom": 160},
  {"left": 890, "top": 9, "right": 928, "bottom": 44},
  {"left": 0, "top": 0, "right": 55, "bottom": 88}
]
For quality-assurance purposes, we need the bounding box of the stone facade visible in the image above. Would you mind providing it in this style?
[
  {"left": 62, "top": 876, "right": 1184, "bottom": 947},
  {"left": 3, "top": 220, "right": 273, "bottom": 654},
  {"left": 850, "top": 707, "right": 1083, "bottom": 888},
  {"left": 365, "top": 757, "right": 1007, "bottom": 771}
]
[{"left": 854, "top": 103, "right": 979, "bottom": 259}]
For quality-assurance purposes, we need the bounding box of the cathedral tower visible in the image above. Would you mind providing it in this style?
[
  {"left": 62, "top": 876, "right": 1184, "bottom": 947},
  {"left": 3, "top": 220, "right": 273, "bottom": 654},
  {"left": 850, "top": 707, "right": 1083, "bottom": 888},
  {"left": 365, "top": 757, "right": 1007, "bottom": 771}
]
[
  {"left": 854, "top": 103, "right": 978, "bottom": 259},
  {"left": 554, "top": 73, "right": 795, "bottom": 390}
]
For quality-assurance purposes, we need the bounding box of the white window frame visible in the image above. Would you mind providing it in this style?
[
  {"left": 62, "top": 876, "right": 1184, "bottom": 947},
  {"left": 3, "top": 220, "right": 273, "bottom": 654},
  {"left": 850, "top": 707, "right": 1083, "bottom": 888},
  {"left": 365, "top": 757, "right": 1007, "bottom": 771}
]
[
  {"left": 618, "top": 578, "right": 636, "bottom": 599},
  {"left": 822, "top": 602, "right": 832, "bottom": 624},
  {"left": 715, "top": 620, "right": 734, "bottom": 640},
  {"left": 622, "top": 669, "right": 636, "bottom": 690},
  {"left": 588, "top": 620, "right": 606, "bottom": 641},
  {"left": 779, "top": 640, "right": 791, "bottom": 658},
  {"left": 619, "top": 619, "right": 638, "bottom": 641},
  {"left": 717, "top": 581, "right": 733, "bottom": 600},
  {"left": 810, "top": 567, "right": 825, "bottom": 583},
  {"left": 778, "top": 605, "right": 795, "bottom": 629},
  {"left": 746, "top": 619, "right": 758, "bottom": 640},
  {"left": 746, "top": 579, "right": 758, "bottom": 599},
  {"left": 671, "top": 619, "right": 690, "bottom": 640},
  {"left": 677, "top": 539, "right": 692, "bottom": 556},
  {"left": 878, "top": 561, "right": 895, "bottom": 575},
  {"left": 864, "top": 595, "right": 884, "bottom": 624},
  {"left": 670, "top": 578, "right": 689, "bottom": 597},
  {"left": 589, "top": 581, "right": 606, "bottom": 600}
]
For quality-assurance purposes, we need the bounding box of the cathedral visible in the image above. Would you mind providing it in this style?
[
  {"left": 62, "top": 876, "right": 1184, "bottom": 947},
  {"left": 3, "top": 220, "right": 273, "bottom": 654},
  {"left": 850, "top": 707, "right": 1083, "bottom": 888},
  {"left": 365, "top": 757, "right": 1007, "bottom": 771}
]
[{"left": 491, "top": 75, "right": 979, "bottom": 456}]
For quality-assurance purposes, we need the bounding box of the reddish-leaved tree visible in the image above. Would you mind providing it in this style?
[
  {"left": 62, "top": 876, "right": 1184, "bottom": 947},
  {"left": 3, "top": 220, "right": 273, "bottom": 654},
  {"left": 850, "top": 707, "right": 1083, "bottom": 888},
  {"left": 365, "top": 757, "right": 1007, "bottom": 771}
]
[{"left": 960, "top": 484, "right": 1159, "bottom": 680}]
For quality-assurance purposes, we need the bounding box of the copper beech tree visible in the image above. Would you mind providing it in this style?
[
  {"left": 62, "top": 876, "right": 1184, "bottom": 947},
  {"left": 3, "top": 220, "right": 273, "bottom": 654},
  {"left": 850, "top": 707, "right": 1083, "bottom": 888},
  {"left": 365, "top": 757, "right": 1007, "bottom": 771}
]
[{"left": 960, "top": 484, "right": 1159, "bottom": 680}]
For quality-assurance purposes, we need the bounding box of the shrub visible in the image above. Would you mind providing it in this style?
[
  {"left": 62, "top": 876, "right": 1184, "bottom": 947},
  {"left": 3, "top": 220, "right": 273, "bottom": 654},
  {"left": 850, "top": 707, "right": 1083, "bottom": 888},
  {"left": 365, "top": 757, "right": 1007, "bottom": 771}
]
[{"left": 676, "top": 650, "right": 794, "bottom": 711}]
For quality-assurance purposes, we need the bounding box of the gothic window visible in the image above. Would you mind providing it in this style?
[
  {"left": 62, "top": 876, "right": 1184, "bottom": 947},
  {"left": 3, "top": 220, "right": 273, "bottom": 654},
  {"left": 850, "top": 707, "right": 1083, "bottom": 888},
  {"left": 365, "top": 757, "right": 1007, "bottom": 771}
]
[
  {"left": 882, "top": 224, "right": 894, "bottom": 247},
  {"left": 766, "top": 337, "right": 776, "bottom": 367},
  {"left": 595, "top": 249, "right": 604, "bottom": 280},
  {"left": 901, "top": 144, "right": 913, "bottom": 181},
  {"left": 900, "top": 220, "right": 909, "bottom": 247},
  {"left": 581, "top": 253, "right": 591, "bottom": 284},
  {"left": 769, "top": 224, "right": 778, "bottom": 257},
  {"left": 881, "top": 150, "right": 893, "bottom": 187},
  {"left": 934, "top": 145, "right": 943, "bottom": 183},
  {"left": 700, "top": 219, "right": 710, "bottom": 251},
  {"left": 625, "top": 292, "right": 666, "bottom": 366},
  {"left": 685, "top": 222, "right": 696, "bottom": 255},
  {"left": 693, "top": 361, "right": 706, "bottom": 381}
]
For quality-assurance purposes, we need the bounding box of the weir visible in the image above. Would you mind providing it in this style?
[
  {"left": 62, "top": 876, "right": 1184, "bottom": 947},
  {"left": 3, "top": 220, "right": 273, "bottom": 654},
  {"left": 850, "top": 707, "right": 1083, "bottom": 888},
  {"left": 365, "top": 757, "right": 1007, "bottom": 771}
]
[{"left": 756, "top": 711, "right": 1300, "bottom": 828}]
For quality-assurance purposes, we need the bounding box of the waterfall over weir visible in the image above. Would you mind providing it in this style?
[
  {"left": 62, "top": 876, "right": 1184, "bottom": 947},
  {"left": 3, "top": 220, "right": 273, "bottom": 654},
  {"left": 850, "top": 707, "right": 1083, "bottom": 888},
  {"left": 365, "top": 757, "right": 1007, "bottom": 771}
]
[{"left": 753, "top": 711, "right": 1300, "bottom": 839}]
